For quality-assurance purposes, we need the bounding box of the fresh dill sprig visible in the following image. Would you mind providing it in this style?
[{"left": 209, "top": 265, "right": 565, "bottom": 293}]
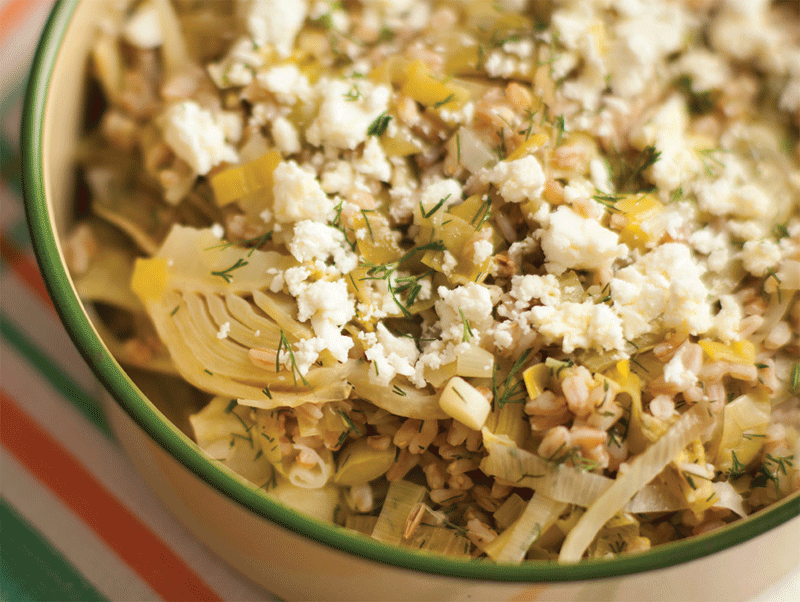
[
  {"left": 420, "top": 194, "right": 450, "bottom": 218},
  {"left": 360, "top": 241, "right": 445, "bottom": 317},
  {"left": 434, "top": 93, "right": 456, "bottom": 109},
  {"left": 343, "top": 83, "right": 362, "bottom": 101},
  {"left": 471, "top": 195, "right": 493, "bottom": 230},
  {"left": 276, "top": 330, "right": 310, "bottom": 389},
  {"left": 367, "top": 111, "right": 392, "bottom": 136},
  {"left": 493, "top": 348, "right": 532, "bottom": 409},
  {"left": 459, "top": 309, "right": 473, "bottom": 342},
  {"left": 211, "top": 258, "right": 249, "bottom": 283},
  {"left": 337, "top": 409, "right": 363, "bottom": 437}
]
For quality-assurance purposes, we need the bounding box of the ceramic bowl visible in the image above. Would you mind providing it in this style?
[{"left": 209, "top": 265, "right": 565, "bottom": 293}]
[{"left": 22, "top": 1, "right": 800, "bottom": 600}]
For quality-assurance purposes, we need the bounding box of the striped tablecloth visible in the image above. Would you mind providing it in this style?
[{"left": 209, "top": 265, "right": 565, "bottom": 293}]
[
  {"left": 1, "top": 2, "right": 275, "bottom": 600},
  {"left": 1, "top": 2, "right": 799, "bottom": 601}
]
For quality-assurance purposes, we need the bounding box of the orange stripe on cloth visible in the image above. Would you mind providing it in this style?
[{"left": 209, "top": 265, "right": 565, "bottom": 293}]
[
  {"left": 0, "top": 391, "right": 223, "bottom": 602},
  {"left": 0, "top": 235, "right": 55, "bottom": 312},
  {"left": 0, "top": 0, "right": 45, "bottom": 45}
]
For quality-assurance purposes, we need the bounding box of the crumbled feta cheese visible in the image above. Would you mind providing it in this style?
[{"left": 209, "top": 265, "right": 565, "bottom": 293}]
[
  {"left": 272, "top": 161, "right": 336, "bottom": 223},
  {"left": 288, "top": 220, "right": 358, "bottom": 274},
  {"left": 282, "top": 266, "right": 310, "bottom": 297},
  {"left": 216, "top": 321, "right": 231, "bottom": 340},
  {"left": 160, "top": 102, "right": 238, "bottom": 175},
  {"left": 611, "top": 243, "right": 712, "bottom": 339},
  {"left": 123, "top": 1, "right": 162, "bottom": 49},
  {"left": 320, "top": 161, "right": 355, "bottom": 195},
  {"left": 607, "top": 1, "right": 688, "bottom": 98},
  {"left": 306, "top": 79, "right": 391, "bottom": 150},
  {"left": 296, "top": 279, "right": 354, "bottom": 326},
  {"left": 663, "top": 343, "right": 698, "bottom": 390},
  {"left": 441, "top": 251, "right": 457, "bottom": 276},
  {"left": 256, "top": 64, "right": 312, "bottom": 105},
  {"left": 290, "top": 337, "right": 327, "bottom": 375},
  {"left": 435, "top": 283, "right": 495, "bottom": 343},
  {"left": 711, "top": 294, "right": 743, "bottom": 342},
  {"left": 246, "top": 0, "right": 308, "bottom": 57},
  {"left": 741, "top": 239, "right": 781, "bottom": 275},
  {"left": 354, "top": 137, "right": 391, "bottom": 182},
  {"left": 210, "top": 223, "right": 225, "bottom": 239},
  {"left": 540, "top": 205, "right": 627, "bottom": 275},
  {"left": 694, "top": 155, "right": 771, "bottom": 219},
  {"left": 472, "top": 239, "right": 494, "bottom": 266},
  {"left": 418, "top": 178, "right": 462, "bottom": 216},
  {"left": 271, "top": 116, "right": 301, "bottom": 155},
  {"left": 529, "top": 301, "right": 626, "bottom": 353},
  {"left": 359, "top": 324, "right": 420, "bottom": 386},
  {"left": 483, "top": 155, "right": 545, "bottom": 204},
  {"left": 510, "top": 274, "right": 561, "bottom": 307}
]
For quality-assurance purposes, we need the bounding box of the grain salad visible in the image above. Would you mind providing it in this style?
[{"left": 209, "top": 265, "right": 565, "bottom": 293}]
[{"left": 67, "top": 0, "right": 800, "bottom": 562}]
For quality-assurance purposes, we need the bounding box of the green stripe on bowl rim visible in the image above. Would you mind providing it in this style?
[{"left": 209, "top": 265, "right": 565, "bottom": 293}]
[{"left": 21, "top": 0, "right": 800, "bottom": 584}]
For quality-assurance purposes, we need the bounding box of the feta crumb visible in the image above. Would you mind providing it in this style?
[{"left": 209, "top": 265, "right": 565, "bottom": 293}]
[
  {"left": 418, "top": 178, "right": 462, "bottom": 216},
  {"left": 256, "top": 64, "right": 312, "bottom": 105},
  {"left": 663, "top": 343, "right": 698, "bottom": 391},
  {"left": 611, "top": 243, "right": 712, "bottom": 340},
  {"left": 272, "top": 161, "right": 335, "bottom": 223},
  {"left": 246, "top": 0, "right": 308, "bottom": 57},
  {"left": 297, "top": 279, "right": 355, "bottom": 326},
  {"left": 288, "top": 220, "right": 357, "bottom": 274},
  {"left": 510, "top": 274, "right": 561, "bottom": 307},
  {"left": 741, "top": 239, "right": 781, "bottom": 276},
  {"left": 472, "top": 239, "right": 494, "bottom": 266},
  {"left": 483, "top": 155, "right": 545, "bottom": 204},
  {"left": 540, "top": 205, "right": 627, "bottom": 275},
  {"left": 435, "top": 283, "right": 495, "bottom": 343},
  {"left": 529, "top": 301, "right": 626, "bottom": 353},
  {"left": 210, "top": 223, "right": 225, "bottom": 239},
  {"left": 359, "top": 324, "right": 420, "bottom": 386},
  {"left": 160, "top": 102, "right": 238, "bottom": 175},
  {"left": 216, "top": 321, "right": 231, "bottom": 340},
  {"left": 306, "top": 79, "right": 391, "bottom": 150},
  {"left": 271, "top": 117, "right": 301, "bottom": 155},
  {"left": 441, "top": 251, "right": 457, "bottom": 276},
  {"left": 354, "top": 137, "right": 391, "bottom": 182}
]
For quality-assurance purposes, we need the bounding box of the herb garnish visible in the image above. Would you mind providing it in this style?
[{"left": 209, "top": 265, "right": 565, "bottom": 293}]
[
  {"left": 420, "top": 194, "right": 451, "bottom": 218},
  {"left": 434, "top": 93, "right": 456, "bottom": 109},
  {"left": 367, "top": 111, "right": 392, "bottom": 136},
  {"left": 211, "top": 258, "right": 249, "bottom": 283},
  {"left": 460, "top": 309, "right": 473, "bottom": 342},
  {"left": 493, "top": 348, "right": 532, "bottom": 409},
  {"left": 276, "top": 330, "right": 310, "bottom": 389}
]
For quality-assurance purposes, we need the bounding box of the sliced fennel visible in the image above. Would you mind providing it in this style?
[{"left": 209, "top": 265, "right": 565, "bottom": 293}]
[
  {"left": 131, "top": 225, "right": 348, "bottom": 401},
  {"left": 480, "top": 429, "right": 613, "bottom": 506},
  {"left": 484, "top": 492, "right": 567, "bottom": 563},
  {"left": 349, "top": 363, "right": 448, "bottom": 420},
  {"left": 558, "top": 405, "right": 713, "bottom": 562}
]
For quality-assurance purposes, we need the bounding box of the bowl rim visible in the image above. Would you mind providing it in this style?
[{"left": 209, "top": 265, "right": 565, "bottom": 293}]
[{"left": 21, "top": 0, "right": 800, "bottom": 584}]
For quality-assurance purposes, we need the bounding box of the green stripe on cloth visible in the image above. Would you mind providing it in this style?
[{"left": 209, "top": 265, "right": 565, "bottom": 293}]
[
  {"left": 0, "top": 499, "right": 108, "bottom": 602},
  {"left": 0, "top": 316, "right": 110, "bottom": 436},
  {"left": 0, "top": 135, "right": 21, "bottom": 196}
]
